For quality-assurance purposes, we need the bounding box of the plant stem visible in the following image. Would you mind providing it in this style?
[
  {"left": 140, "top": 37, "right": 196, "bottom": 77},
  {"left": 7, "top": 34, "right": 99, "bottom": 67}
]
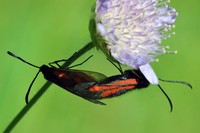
[{"left": 4, "top": 42, "right": 94, "bottom": 133}]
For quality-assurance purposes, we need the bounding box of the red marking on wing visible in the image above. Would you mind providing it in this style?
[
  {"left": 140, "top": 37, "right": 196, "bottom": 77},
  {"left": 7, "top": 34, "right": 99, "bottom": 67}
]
[
  {"left": 89, "top": 79, "right": 137, "bottom": 92},
  {"left": 109, "top": 79, "right": 137, "bottom": 85},
  {"left": 89, "top": 79, "right": 138, "bottom": 98},
  {"left": 58, "top": 73, "right": 65, "bottom": 78},
  {"left": 101, "top": 85, "right": 136, "bottom": 97}
]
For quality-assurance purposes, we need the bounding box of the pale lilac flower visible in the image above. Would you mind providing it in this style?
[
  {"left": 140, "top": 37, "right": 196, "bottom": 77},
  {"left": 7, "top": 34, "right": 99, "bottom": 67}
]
[{"left": 89, "top": 0, "right": 178, "bottom": 84}]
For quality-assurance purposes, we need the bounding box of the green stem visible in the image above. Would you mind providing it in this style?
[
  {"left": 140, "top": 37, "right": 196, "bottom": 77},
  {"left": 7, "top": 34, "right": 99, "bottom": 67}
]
[{"left": 4, "top": 42, "right": 94, "bottom": 133}]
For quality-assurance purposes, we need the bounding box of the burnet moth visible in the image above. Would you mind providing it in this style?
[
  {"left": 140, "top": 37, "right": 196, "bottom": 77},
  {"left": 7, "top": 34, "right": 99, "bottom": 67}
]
[
  {"left": 8, "top": 51, "right": 192, "bottom": 112},
  {"left": 100, "top": 60, "right": 192, "bottom": 112},
  {"left": 72, "top": 66, "right": 191, "bottom": 112},
  {"left": 7, "top": 51, "right": 107, "bottom": 105},
  {"left": 7, "top": 51, "right": 149, "bottom": 105}
]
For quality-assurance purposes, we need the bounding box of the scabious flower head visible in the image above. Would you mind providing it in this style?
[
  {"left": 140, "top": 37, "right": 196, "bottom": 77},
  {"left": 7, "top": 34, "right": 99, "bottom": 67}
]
[{"left": 89, "top": 0, "right": 178, "bottom": 84}]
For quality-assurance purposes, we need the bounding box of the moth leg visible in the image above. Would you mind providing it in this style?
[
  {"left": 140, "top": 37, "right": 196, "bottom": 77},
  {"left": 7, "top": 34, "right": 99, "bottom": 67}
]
[
  {"left": 106, "top": 58, "right": 123, "bottom": 74},
  {"left": 49, "top": 55, "right": 93, "bottom": 68},
  {"left": 85, "top": 98, "right": 106, "bottom": 105}
]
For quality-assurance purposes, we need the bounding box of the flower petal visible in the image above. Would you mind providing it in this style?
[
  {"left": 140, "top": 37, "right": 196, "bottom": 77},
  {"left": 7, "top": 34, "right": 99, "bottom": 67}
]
[{"left": 139, "top": 63, "right": 159, "bottom": 84}]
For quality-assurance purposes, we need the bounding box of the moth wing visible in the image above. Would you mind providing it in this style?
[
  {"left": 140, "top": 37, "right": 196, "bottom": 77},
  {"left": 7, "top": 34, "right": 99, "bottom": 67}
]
[
  {"left": 72, "top": 82, "right": 106, "bottom": 105},
  {"left": 89, "top": 79, "right": 138, "bottom": 98}
]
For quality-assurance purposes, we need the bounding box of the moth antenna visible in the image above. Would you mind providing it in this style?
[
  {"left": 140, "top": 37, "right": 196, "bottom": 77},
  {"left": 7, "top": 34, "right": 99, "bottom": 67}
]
[
  {"left": 7, "top": 51, "right": 40, "bottom": 68},
  {"left": 158, "top": 84, "right": 173, "bottom": 112},
  {"left": 7, "top": 51, "right": 42, "bottom": 104},
  {"left": 159, "top": 78, "right": 192, "bottom": 89},
  {"left": 25, "top": 70, "right": 41, "bottom": 104}
]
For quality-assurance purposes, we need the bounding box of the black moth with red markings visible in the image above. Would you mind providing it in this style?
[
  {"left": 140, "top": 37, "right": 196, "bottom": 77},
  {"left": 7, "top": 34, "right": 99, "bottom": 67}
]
[
  {"left": 8, "top": 51, "right": 192, "bottom": 112},
  {"left": 8, "top": 51, "right": 151, "bottom": 104},
  {"left": 7, "top": 51, "right": 106, "bottom": 104},
  {"left": 73, "top": 69, "right": 150, "bottom": 105},
  {"left": 7, "top": 51, "right": 151, "bottom": 105}
]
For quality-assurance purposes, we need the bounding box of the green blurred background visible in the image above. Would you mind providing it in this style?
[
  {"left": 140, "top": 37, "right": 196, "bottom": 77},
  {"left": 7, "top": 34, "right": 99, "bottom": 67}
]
[{"left": 0, "top": 0, "right": 199, "bottom": 133}]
